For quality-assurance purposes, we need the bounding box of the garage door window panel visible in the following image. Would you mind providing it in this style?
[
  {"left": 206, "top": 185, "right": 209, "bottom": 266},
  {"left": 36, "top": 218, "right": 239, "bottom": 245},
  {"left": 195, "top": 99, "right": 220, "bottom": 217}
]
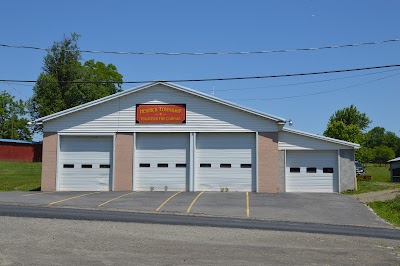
[
  {"left": 323, "top": 168, "right": 334, "bottom": 173},
  {"left": 290, "top": 167, "right": 301, "bottom": 173},
  {"left": 306, "top": 167, "right": 317, "bottom": 173}
]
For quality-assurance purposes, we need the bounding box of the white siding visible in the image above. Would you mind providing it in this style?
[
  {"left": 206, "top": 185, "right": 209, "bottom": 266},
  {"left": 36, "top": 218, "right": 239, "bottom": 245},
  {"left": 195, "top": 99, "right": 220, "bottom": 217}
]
[
  {"left": 279, "top": 131, "right": 350, "bottom": 150},
  {"left": 44, "top": 84, "right": 278, "bottom": 133}
]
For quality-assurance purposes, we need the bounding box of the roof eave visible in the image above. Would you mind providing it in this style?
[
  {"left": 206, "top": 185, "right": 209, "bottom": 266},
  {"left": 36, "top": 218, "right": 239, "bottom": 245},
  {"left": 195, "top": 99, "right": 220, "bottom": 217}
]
[
  {"left": 35, "top": 81, "right": 286, "bottom": 124},
  {"left": 388, "top": 157, "right": 400, "bottom": 163},
  {"left": 35, "top": 82, "right": 158, "bottom": 123},
  {"left": 162, "top": 82, "right": 287, "bottom": 123},
  {"left": 282, "top": 127, "right": 361, "bottom": 149}
]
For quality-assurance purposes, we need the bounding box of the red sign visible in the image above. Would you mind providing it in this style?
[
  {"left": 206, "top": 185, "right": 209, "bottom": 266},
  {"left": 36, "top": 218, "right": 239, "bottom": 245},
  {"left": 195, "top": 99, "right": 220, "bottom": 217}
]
[{"left": 136, "top": 104, "right": 186, "bottom": 124}]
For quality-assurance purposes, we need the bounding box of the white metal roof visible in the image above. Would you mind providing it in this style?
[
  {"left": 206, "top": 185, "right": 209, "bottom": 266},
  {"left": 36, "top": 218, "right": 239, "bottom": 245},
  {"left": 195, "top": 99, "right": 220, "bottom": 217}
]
[
  {"left": 35, "top": 82, "right": 286, "bottom": 123},
  {"left": 282, "top": 127, "right": 361, "bottom": 149},
  {"left": 388, "top": 157, "right": 400, "bottom": 163}
]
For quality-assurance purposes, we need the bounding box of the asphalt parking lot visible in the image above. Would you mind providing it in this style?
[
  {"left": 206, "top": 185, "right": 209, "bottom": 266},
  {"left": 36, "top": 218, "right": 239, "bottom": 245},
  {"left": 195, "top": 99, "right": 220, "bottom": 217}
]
[{"left": 0, "top": 191, "right": 392, "bottom": 228}]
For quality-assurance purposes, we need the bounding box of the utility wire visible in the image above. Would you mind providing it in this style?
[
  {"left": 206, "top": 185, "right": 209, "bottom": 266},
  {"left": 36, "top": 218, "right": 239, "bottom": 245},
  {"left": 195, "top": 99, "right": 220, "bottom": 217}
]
[
  {"left": 83, "top": 69, "right": 398, "bottom": 102},
  {"left": 200, "top": 68, "right": 400, "bottom": 93},
  {"left": 6, "top": 67, "right": 399, "bottom": 96},
  {"left": 227, "top": 71, "right": 400, "bottom": 101},
  {"left": 0, "top": 39, "right": 399, "bottom": 56},
  {"left": 1, "top": 81, "right": 28, "bottom": 99},
  {"left": 1, "top": 64, "right": 400, "bottom": 84}
]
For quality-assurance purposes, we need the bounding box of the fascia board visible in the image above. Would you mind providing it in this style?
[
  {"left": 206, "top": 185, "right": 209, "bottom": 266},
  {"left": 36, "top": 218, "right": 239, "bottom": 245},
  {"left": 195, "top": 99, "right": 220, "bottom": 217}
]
[
  {"left": 282, "top": 128, "right": 361, "bottom": 149},
  {"left": 35, "top": 81, "right": 286, "bottom": 124}
]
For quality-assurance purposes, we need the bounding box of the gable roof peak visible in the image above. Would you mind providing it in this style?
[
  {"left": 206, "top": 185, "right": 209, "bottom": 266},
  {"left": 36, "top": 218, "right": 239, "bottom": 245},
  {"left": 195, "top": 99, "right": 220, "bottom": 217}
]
[{"left": 35, "top": 81, "right": 286, "bottom": 123}]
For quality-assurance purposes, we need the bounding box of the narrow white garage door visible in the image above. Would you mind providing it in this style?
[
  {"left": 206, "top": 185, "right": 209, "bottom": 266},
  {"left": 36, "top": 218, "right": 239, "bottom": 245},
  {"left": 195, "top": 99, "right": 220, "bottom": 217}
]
[
  {"left": 195, "top": 133, "right": 256, "bottom": 192},
  {"left": 286, "top": 151, "right": 338, "bottom": 192},
  {"left": 135, "top": 133, "right": 189, "bottom": 191},
  {"left": 59, "top": 136, "right": 113, "bottom": 191}
]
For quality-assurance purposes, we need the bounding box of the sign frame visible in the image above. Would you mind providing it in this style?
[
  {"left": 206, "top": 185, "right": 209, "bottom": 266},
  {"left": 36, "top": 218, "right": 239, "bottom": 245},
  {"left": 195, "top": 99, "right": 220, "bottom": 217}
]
[{"left": 135, "top": 104, "right": 187, "bottom": 124}]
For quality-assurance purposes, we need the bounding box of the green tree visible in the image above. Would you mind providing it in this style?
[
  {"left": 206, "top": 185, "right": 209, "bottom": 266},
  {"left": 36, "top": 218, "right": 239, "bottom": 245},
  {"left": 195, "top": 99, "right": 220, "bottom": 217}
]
[
  {"left": 66, "top": 60, "right": 123, "bottom": 106},
  {"left": 373, "top": 146, "right": 395, "bottom": 165},
  {"left": 0, "top": 91, "right": 32, "bottom": 140},
  {"left": 28, "top": 33, "right": 123, "bottom": 132},
  {"left": 324, "top": 121, "right": 365, "bottom": 144},
  {"left": 356, "top": 147, "right": 374, "bottom": 165},
  {"left": 383, "top": 131, "right": 400, "bottom": 157},
  {"left": 327, "top": 104, "right": 371, "bottom": 131},
  {"left": 365, "top": 127, "right": 386, "bottom": 148},
  {"left": 365, "top": 127, "right": 400, "bottom": 157}
]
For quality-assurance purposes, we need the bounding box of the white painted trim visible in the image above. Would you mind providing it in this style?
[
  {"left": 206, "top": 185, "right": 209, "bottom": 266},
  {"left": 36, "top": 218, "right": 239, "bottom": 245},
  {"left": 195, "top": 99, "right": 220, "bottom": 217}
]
[
  {"left": 58, "top": 132, "right": 116, "bottom": 136},
  {"left": 353, "top": 149, "right": 357, "bottom": 189},
  {"left": 337, "top": 150, "right": 341, "bottom": 193},
  {"left": 132, "top": 132, "right": 136, "bottom": 191},
  {"left": 284, "top": 150, "right": 287, "bottom": 192},
  {"left": 189, "top": 132, "right": 195, "bottom": 192},
  {"left": 56, "top": 134, "right": 60, "bottom": 192},
  {"left": 388, "top": 157, "right": 400, "bottom": 163},
  {"left": 193, "top": 132, "right": 197, "bottom": 192},
  {"left": 112, "top": 134, "right": 116, "bottom": 191},
  {"left": 282, "top": 128, "right": 360, "bottom": 149},
  {"left": 36, "top": 82, "right": 286, "bottom": 123},
  {"left": 255, "top": 132, "right": 259, "bottom": 193}
]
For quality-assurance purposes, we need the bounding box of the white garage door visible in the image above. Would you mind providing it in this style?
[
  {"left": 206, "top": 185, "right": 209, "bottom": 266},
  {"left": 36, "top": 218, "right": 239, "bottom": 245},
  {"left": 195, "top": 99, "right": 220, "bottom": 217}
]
[
  {"left": 195, "top": 133, "right": 256, "bottom": 192},
  {"left": 286, "top": 151, "right": 338, "bottom": 192},
  {"left": 135, "top": 133, "right": 189, "bottom": 191},
  {"left": 58, "top": 136, "right": 113, "bottom": 191}
]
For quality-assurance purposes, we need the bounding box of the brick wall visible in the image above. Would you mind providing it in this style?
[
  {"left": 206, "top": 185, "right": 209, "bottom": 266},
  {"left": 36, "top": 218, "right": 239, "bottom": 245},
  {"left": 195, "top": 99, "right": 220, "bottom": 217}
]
[
  {"left": 258, "top": 132, "right": 279, "bottom": 193},
  {"left": 113, "top": 133, "right": 134, "bottom": 191},
  {"left": 41, "top": 132, "right": 57, "bottom": 191}
]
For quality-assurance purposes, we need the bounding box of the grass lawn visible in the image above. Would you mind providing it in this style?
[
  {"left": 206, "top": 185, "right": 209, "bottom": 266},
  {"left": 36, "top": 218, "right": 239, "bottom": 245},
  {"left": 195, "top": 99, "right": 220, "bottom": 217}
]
[
  {"left": 0, "top": 161, "right": 42, "bottom": 191},
  {"left": 368, "top": 196, "right": 400, "bottom": 227},
  {"left": 365, "top": 164, "right": 392, "bottom": 182},
  {"left": 343, "top": 164, "right": 400, "bottom": 195}
]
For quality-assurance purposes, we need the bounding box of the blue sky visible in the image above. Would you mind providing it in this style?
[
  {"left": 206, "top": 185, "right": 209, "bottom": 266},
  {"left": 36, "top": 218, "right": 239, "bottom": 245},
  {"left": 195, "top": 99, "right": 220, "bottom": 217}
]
[{"left": 0, "top": 0, "right": 399, "bottom": 140}]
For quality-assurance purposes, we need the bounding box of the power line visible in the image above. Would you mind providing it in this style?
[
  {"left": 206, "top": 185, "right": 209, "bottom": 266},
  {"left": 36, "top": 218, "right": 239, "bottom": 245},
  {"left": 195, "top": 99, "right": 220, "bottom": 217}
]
[
  {"left": 91, "top": 69, "right": 399, "bottom": 102},
  {"left": 200, "top": 68, "right": 400, "bottom": 93},
  {"left": 4, "top": 82, "right": 33, "bottom": 87},
  {"left": 226, "top": 71, "right": 400, "bottom": 101},
  {"left": 6, "top": 68, "right": 399, "bottom": 96},
  {"left": 1, "top": 81, "right": 28, "bottom": 99},
  {"left": 0, "top": 39, "right": 399, "bottom": 56},
  {"left": 1, "top": 64, "right": 400, "bottom": 84}
]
